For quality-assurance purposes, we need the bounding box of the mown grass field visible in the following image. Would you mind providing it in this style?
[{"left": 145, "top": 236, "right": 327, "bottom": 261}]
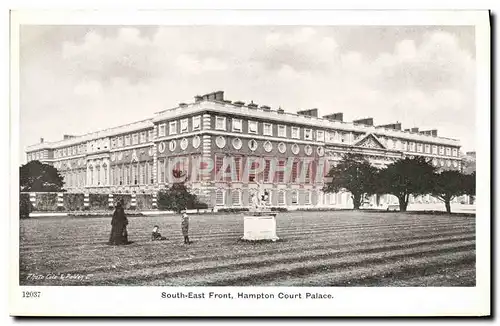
[{"left": 19, "top": 211, "right": 475, "bottom": 286}]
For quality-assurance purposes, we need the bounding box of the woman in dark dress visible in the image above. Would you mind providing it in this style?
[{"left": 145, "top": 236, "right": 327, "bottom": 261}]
[{"left": 108, "top": 201, "right": 129, "bottom": 245}]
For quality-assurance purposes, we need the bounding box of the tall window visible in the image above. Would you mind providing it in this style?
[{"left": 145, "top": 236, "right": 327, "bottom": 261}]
[
  {"left": 192, "top": 116, "right": 201, "bottom": 131},
  {"left": 215, "top": 116, "right": 226, "bottom": 130},
  {"left": 432, "top": 145, "right": 438, "bottom": 154},
  {"left": 278, "top": 125, "right": 286, "bottom": 137},
  {"left": 234, "top": 157, "right": 241, "bottom": 181},
  {"left": 159, "top": 160, "right": 165, "bottom": 183},
  {"left": 264, "top": 159, "right": 271, "bottom": 182},
  {"left": 263, "top": 123, "right": 273, "bottom": 136},
  {"left": 291, "top": 127, "right": 300, "bottom": 139},
  {"left": 276, "top": 159, "right": 285, "bottom": 183},
  {"left": 232, "top": 118, "right": 242, "bottom": 132},
  {"left": 232, "top": 190, "right": 241, "bottom": 206},
  {"left": 118, "top": 166, "right": 123, "bottom": 185},
  {"left": 248, "top": 121, "right": 258, "bottom": 134},
  {"left": 103, "top": 164, "right": 108, "bottom": 185},
  {"left": 446, "top": 147, "right": 451, "bottom": 156},
  {"left": 96, "top": 166, "right": 101, "bottom": 185},
  {"left": 316, "top": 130, "right": 325, "bottom": 142},
  {"left": 425, "top": 144, "right": 431, "bottom": 153},
  {"left": 410, "top": 142, "right": 415, "bottom": 151},
  {"left": 169, "top": 121, "right": 177, "bottom": 135},
  {"left": 125, "top": 135, "right": 131, "bottom": 146},
  {"left": 304, "top": 191, "right": 311, "bottom": 205},
  {"left": 148, "top": 130, "right": 154, "bottom": 141},
  {"left": 278, "top": 191, "right": 285, "bottom": 206},
  {"left": 180, "top": 119, "right": 189, "bottom": 133},
  {"left": 304, "top": 129, "right": 312, "bottom": 140},
  {"left": 215, "top": 156, "right": 224, "bottom": 179},
  {"left": 133, "top": 165, "right": 138, "bottom": 185},
  {"left": 291, "top": 160, "right": 299, "bottom": 183},
  {"left": 216, "top": 190, "right": 225, "bottom": 206},
  {"left": 159, "top": 124, "right": 166, "bottom": 137},
  {"left": 452, "top": 148, "right": 458, "bottom": 157},
  {"left": 291, "top": 191, "right": 298, "bottom": 205},
  {"left": 140, "top": 132, "right": 146, "bottom": 143},
  {"left": 132, "top": 133, "right": 139, "bottom": 145}
]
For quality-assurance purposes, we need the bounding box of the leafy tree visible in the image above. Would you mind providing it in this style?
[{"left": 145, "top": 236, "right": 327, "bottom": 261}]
[
  {"left": 157, "top": 169, "right": 200, "bottom": 213},
  {"left": 430, "top": 170, "right": 469, "bottom": 213},
  {"left": 20, "top": 160, "right": 64, "bottom": 192},
  {"left": 377, "top": 156, "right": 435, "bottom": 212},
  {"left": 462, "top": 171, "right": 476, "bottom": 204},
  {"left": 323, "top": 153, "right": 379, "bottom": 210}
]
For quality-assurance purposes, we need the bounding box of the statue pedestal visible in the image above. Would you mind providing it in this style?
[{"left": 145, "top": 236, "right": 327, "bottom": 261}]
[{"left": 242, "top": 211, "right": 279, "bottom": 241}]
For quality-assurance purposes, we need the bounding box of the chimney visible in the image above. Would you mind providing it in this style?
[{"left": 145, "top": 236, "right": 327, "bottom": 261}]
[
  {"left": 179, "top": 103, "right": 188, "bottom": 108},
  {"left": 260, "top": 105, "right": 271, "bottom": 112},
  {"left": 248, "top": 101, "right": 258, "bottom": 109},
  {"left": 194, "top": 95, "right": 203, "bottom": 102},
  {"left": 277, "top": 107, "right": 285, "bottom": 114},
  {"left": 297, "top": 108, "right": 318, "bottom": 118},
  {"left": 233, "top": 101, "right": 245, "bottom": 107},
  {"left": 410, "top": 127, "right": 419, "bottom": 133},
  {"left": 419, "top": 129, "right": 438, "bottom": 137},
  {"left": 353, "top": 118, "right": 374, "bottom": 126},
  {"left": 214, "top": 91, "right": 224, "bottom": 101},
  {"left": 40, "top": 137, "right": 44, "bottom": 143},
  {"left": 323, "top": 113, "right": 343, "bottom": 122},
  {"left": 377, "top": 122, "right": 402, "bottom": 130}
]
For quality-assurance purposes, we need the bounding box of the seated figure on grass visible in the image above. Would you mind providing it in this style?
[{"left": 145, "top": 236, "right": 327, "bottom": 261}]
[{"left": 151, "top": 225, "right": 167, "bottom": 241}]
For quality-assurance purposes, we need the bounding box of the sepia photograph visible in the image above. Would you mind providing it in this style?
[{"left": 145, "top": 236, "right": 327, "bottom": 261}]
[{"left": 9, "top": 8, "right": 490, "bottom": 317}]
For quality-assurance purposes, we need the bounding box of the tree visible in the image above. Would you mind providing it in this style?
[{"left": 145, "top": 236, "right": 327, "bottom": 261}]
[
  {"left": 20, "top": 160, "right": 64, "bottom": 192},
  {"left": 157, "top": 170, "right": 200, "bottom": 213},
  {"left": 323, "top": 153, "right": 379, "bottom": 210},
  {"left": 377, "top": 156, "right": 435, "bottom": 212},
  {"left": 430, "top": 170, "right": 469, "bottom": 214}
]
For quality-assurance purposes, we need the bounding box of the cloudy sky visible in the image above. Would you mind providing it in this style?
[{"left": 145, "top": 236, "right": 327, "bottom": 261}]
[{"left": 19, "top": 25, "right": 476, "bottom": 162}]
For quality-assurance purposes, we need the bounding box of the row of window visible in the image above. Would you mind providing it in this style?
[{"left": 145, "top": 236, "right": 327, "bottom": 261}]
[
  {"left": 27, "top": 151, "right": 46, "bottom": 161},
  {"left": 213, "top": 116, "right": 459, "bottom": 157},
  {"left": 110, "top": 130, "right": 154, "bottom": 149},
  {"left": 158, "top": 116, "right": 202, "bottom": 137},
  {"left": 215, "top": 189, "right": 313, "bottom": 206}
]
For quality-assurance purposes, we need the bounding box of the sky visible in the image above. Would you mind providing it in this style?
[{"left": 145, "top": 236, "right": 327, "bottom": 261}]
[{"left": 19, "top": 25, "right": 476, "bottom": 162}]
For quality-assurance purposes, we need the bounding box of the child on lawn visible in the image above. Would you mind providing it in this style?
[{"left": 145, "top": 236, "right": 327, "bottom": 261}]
[{"left": 151, "top": 225, "right": 167, "bottom": 241}]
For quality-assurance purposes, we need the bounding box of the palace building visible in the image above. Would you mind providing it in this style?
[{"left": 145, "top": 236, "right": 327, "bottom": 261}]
[{"left": 25, "top": 91, "right": 463, "bottom": 209}]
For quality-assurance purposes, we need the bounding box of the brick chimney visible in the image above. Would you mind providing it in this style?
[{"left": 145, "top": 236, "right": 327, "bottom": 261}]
[
  {"left": 40, "top": 137, "right": 44, "bottom": 143},
  {"left": 353, "top": 118, "right": 374, "bottom": 126},
  {"left": 323, "top": 113, "right": 343, "bottom": 122}
]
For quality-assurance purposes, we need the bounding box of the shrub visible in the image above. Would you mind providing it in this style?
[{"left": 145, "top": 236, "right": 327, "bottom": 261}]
[
  {"left": 63, "top": 193, "right": 85, "bottom": 211},
  {"left": 217, "top": 208, "right": 249, "bottom": 213},
  {"left": 89, "top": 194, "right": 109, "bottom": 210},
  {"left": 19, "top": 193, "right": 32, "bottom": 218},
  {"left": 271, "top": 207, "right": 288, "bottom": 212},
  {"left": 35, "top": 193, "right": 58, "bottom": 211}
]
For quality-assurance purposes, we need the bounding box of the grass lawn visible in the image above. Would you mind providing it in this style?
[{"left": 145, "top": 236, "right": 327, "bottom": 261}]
[{"left": 19, "top": 210, "right": 475, "bottom": 286}]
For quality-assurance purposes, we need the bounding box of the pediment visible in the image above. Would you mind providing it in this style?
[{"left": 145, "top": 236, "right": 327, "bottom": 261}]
[{"left": 354, "top": 133, "right": 386, "bottom": 150}]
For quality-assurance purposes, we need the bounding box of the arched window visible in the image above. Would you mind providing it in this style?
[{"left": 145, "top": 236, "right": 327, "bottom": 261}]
[
  {"left": 232, "top": 190, "right": 241, "bottom": 206},
  {"left": 89, "top": 166, "right": 94, "bottom": 186},
  {"left": 278, "top": 191, "right": 285, "bottom": 206},
  {"left": 291, "top": 190, "right": 298, "bottom": 205},
  {"left": 103, "top": 163, "right": 108, "bottom": 185},
  {"left": 216, "top": 190, "right": 225, "bottom": 206}
]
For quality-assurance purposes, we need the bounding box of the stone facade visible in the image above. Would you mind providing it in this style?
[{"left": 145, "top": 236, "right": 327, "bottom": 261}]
[{"left": 26, "top": 91, "right": 463, "bottom": 209}]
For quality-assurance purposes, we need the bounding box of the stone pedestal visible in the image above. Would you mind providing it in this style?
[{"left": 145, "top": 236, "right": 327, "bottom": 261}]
[{"left": 242, "top": 211, "right": 279, "bottom": 241}]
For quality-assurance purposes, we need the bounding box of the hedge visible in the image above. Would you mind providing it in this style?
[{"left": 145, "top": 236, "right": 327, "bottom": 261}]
[
  {"left": 63, "top": 193, "right": 85, "bottom": 211},
  {"left": 19, "top": 193, "right": 32, "bottom": 218},
  {"left": 34, "top": 193, "right": 58, "bottom": 211}
]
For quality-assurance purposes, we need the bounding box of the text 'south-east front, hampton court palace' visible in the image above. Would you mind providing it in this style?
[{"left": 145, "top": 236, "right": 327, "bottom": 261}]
[{"left": 25, "top": 91, "right": 463, "bottom": 209}]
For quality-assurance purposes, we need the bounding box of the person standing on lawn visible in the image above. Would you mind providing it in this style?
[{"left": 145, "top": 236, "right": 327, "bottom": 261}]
[
  {"left": 181, "top": 211, "right": 191, "bottom": 244},
  {"left": 108, "top": 200, "right": 129, "bottom": 245}
]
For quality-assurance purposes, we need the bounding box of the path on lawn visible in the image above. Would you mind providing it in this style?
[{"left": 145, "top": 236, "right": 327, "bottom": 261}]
[{"left": 19, "top": 211, "right": 475, "bottom": 286}]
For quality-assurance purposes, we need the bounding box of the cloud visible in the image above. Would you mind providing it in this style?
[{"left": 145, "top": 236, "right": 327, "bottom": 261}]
[{"left": 20, "top": 26, "right": 476, "bottom": 163}]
